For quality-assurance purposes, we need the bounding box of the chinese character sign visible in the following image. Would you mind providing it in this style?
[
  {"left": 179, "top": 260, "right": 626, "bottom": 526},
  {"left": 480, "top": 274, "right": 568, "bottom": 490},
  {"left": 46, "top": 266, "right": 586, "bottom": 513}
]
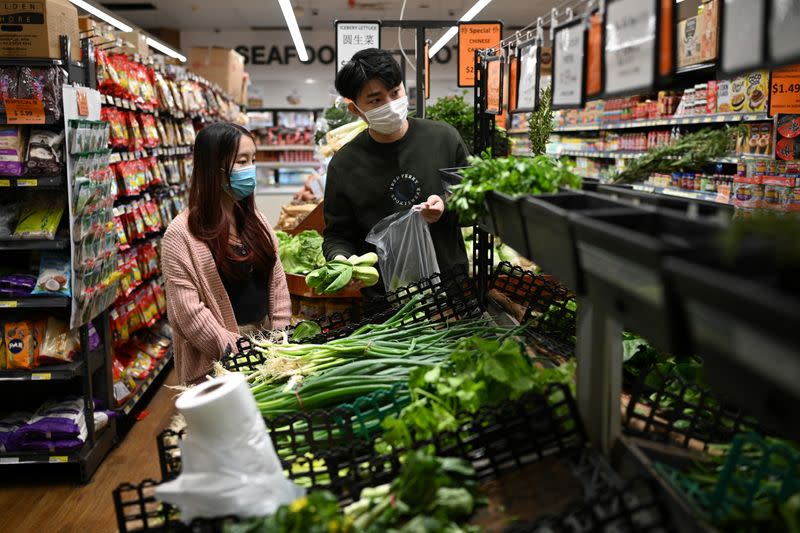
[{"left": 336, "top": 21, "right": 382, "bottom": 73}]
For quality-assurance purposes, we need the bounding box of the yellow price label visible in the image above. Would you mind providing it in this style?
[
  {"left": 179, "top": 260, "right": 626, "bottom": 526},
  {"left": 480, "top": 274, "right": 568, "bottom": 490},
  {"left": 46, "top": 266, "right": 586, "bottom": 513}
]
[
  {"left": 49, "top": 456, "right": 68, "bottom": 463},
  {"left": 0, "top": 301, "right": 18, "bottom": 308},
  {"left": 17, "top": 178, "right": 37, "bottom": 187},
  {"left": 0, "top": 179, "right": 9, "bottom": 186},
  {"left": 32, "top": 373, "right": 52, "bottom": 381}
]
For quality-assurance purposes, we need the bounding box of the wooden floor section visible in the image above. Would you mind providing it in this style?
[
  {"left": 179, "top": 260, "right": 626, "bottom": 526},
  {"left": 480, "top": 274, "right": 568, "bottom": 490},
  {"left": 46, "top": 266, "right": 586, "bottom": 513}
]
[{"left": 0, "top": 370, "right": 179, "bottom": 533}]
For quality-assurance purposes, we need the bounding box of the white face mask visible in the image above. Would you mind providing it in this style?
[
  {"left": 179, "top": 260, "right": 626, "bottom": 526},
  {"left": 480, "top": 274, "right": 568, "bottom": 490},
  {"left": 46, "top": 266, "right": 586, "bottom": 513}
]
[{"left": 358, "top": 96, "right": 408, "bottom": 135}]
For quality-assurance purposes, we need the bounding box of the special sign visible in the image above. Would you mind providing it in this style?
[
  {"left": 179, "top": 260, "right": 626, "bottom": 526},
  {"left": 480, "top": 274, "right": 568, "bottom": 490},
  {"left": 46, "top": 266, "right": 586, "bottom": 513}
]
[{"left": 458, "top": 22, "right": 503, "bottom": 87}]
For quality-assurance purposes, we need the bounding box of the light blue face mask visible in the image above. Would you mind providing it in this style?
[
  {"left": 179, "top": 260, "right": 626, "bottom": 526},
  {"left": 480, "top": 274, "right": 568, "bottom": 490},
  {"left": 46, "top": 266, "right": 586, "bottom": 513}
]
[{"left": 227, "top": 165, "right": 257, "bottom": 200}]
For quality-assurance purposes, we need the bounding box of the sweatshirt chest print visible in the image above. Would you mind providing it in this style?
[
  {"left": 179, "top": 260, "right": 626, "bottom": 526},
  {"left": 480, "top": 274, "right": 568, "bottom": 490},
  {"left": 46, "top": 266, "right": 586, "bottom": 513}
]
[{"left": 389, "top": 173, "right": 421, "bottom": 207}]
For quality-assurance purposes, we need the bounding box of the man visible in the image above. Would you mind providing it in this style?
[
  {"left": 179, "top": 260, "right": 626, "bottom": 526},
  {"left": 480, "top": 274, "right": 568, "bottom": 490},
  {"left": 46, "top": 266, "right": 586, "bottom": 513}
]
[{"left": 323, "top": 48, "right": 469, "bottom": 292}]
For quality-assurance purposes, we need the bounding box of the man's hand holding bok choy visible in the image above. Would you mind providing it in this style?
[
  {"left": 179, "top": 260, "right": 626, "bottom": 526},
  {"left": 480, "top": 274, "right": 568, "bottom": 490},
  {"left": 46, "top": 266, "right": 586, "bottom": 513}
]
[{"left": 305, "top": 252, "right": 380, "bottom": 295}]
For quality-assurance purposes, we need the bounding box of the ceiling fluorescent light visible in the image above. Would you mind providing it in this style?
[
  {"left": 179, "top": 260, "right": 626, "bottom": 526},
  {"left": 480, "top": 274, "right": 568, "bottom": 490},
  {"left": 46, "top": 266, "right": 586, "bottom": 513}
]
[
  {"left": 146, "top": 37, "right": 187, "bottom": 62},
  {"left": 69, "top": 0, "right": 133, "bottom": 32},
  {"left": 278, "top": 0, "right": 309, "bottom": 62},
  {"left": 429, "top": 0, "right": 493, "bottom": 58}
]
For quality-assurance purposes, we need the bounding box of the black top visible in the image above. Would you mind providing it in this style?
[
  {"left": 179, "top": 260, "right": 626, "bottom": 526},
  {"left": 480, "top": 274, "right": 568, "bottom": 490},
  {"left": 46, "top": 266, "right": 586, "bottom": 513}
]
[
  {"left": 322, "top": 118, "right": 470, "bottom": 283},
  {"left": 219, "top": 244, "right": 269, "bottom": 325}
]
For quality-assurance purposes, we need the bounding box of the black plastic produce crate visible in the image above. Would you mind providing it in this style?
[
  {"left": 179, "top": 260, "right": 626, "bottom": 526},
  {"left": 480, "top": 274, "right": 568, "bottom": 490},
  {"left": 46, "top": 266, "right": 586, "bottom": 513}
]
[
  {"left": 224, "top": 268, "right": 482, "bottom": 372},
  {"left": 623, "top": 360, "right": 766, "bottom": 452},
  {"left": 486, "top": 191, "right": 530, "bottom": 258},
  {"left": 116, "top": 384, "right": 589, "bottom": 532},
  {"left": 570, "top": 209, "right": 724, "bottom": 355},
  {"left": 595, "top": 184, "right": 732, "bottom": 221},
  {"left": 157, "top": 385, "right": 411, "bottom": 482},
  {"left": 664, "top": 251, "right": 800, "bottom": 440},
  {"left": 520, "top": 191, "right": 637, "bottom": 291},
  {"left": 504, "top": 477, "right": 674, "bottom": 533},
  {"left": 489, "top": 262, "right": 577, "bottom": 354}
]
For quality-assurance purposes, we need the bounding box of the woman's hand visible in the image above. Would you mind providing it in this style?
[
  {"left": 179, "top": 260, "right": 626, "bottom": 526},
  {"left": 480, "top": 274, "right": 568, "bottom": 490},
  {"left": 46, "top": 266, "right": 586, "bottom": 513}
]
[{"left": 416, "top": 195, "right": 445, "bottom": 224}]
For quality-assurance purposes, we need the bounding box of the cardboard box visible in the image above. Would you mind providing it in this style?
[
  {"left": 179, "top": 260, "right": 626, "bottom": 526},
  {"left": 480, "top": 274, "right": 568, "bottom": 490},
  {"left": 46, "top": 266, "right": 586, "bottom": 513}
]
[
  {"left": 0, "top": 0, "right": 80, "bottom": 60},
  {"left": 188, "top": 47, "right": 245, "bottom": 101},
  {"left": 744, "top": 70, "right": 769, "bottom": 113},
  {"left": 698, "top": 0, "right": 719, "bottom": 63},
  {"left": 114, "top": 31, "right": 149, "bottom": 58},
  {"left": 677, "top": 17, "right": 700, "bottom": 68}
]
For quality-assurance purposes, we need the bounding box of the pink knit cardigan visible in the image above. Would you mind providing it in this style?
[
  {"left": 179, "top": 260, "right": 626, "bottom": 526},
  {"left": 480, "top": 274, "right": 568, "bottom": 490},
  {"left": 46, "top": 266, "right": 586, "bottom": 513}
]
[{"left": 161, "top": 211, "right": 291, "bottom": 384}]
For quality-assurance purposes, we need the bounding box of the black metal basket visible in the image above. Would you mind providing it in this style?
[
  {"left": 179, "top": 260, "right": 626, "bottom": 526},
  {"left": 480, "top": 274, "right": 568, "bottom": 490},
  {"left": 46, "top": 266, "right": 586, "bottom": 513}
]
[
  {"left": 623, "top": 360, "right": 767, "bottom": 452},
  {"left": 487, "top": 191, "right": 530, "bottom": 258},
  {"left": 489, "top": 262, "right": 577, "bottom": 353},
  {"left": 224, "top": 268, "right": 482, "bottom": 373},
  {"left": 504, "top": 477, "right": 674, "bottom": 533}
]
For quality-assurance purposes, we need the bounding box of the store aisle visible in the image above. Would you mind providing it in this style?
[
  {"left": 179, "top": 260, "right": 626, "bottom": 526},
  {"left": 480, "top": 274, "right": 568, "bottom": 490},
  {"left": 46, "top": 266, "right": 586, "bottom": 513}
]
[{"left": 0, "top": 370, "right": 179, "bottom": 533}]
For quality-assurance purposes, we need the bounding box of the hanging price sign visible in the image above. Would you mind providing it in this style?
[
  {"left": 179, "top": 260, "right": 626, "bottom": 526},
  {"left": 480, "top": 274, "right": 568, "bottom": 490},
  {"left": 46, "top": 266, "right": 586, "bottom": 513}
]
[
  {"left": 485, "top": 56, "right": 503, "bottom": 114},
  {"left": 768, "top": 0, "right": 800, "bottom": 68},
  {"left": 604, "top": 0, "right": 658, "bottom": 96},
  {"left": 721, "top": 0, "right": 767, "bottom": 75},
  {"left": 552, "top": 19, "right": 586, "bottom": 109},
  {"left": 515, "top": 39, "right": 540, "bottom": 113},
  {"left": 770, "top": 65, "right": 800, "bottom": 116},
  {"left": 458, "top": 22, "right": 503, "bottom": 87},
  {"left": 335, "top": 21, "right": 381, "bottom": 74},
  {"left": 4, "top": 98, "right": 45, "bottom": 124}
]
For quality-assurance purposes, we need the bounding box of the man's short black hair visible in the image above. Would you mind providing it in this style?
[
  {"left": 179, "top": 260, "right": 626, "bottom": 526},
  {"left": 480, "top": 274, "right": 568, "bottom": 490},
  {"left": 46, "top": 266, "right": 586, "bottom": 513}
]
[{"left": 335, "top": 48, "right": 403, "bottom": 101}]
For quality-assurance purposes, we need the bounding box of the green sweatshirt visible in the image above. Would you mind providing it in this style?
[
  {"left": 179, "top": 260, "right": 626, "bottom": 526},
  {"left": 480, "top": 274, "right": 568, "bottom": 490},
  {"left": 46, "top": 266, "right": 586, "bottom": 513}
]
[{"left": 323, "top": 118, "right": 469, "bottom": 281}]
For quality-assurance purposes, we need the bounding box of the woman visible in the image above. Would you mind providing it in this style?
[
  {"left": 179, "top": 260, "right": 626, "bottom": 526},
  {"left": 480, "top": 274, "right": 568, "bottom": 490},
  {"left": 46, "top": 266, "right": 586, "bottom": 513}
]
[{"left": 162, "top": 122, "right": 291, "bottom": 385}]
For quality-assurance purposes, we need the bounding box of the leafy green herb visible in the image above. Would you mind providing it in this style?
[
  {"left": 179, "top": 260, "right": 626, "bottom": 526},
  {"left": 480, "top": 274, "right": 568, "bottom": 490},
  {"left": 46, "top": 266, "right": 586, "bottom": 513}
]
[
  {"left": 380, "top": 336, "right": 576, "bottom": 449},
  {"left": 426, "top": 92, "right": 509, "bottom": 155},
  {"left": 291, "top": 321, "right": 323, "bottom": 342},
  {"left": 528, "top": 85, "right": 553, "bottom": 156},
  {"left": 223, "top": 490, "right": 351, "bottom": 533},
  {"left": 448, "top": 154, "right": 581, "bottom": 225},
  {"left": 614, "top": 127, "right": 737, "bottom": 184}
]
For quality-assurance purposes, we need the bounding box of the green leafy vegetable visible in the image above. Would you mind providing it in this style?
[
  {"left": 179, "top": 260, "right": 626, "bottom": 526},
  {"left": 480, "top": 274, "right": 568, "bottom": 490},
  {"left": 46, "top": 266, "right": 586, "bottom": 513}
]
[
  {"left": 304, "top": 253, "right": 379, "bottom": 294},
  {"left": 291, "top": 321, "right": 322, "bottom": 342},
  {"left": 380, "top": 336, "right": 576, "bottom": 449},
  {"left": 223, "top": 490, "right": 351, "bottom": 533},
  {"left": 614, "top": 126, "right": 737, "bottom": 184},
  {"left": 448, "top": 154, "right": 582, "bottom": 225},
  {"left": 426, "top": 92, "right": 509, "bottom": 156},
  {"left": 528, "top": 85, "right": 553, "bottom": 156},
  {"left": 277, "top": 230, "right": 325, "bottom": 274}
]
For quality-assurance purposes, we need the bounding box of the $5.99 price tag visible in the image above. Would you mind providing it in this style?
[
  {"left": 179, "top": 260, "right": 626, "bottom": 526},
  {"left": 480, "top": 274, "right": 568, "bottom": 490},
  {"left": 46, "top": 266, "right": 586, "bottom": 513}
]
[
  {"left": 770, "top": 66, "right": 800, "bottom": 117},
  {"left": 4, "top": 98, "right": 45, "bottom": 124}
]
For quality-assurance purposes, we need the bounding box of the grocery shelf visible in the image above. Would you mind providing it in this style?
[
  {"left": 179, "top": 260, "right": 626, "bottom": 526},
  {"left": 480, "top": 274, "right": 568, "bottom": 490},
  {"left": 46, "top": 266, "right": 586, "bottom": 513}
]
[
  {"left": 0, "top": 112, "right": 60, "bottom": 126},
  {"left": 553, "top": 149, "right": 740, "bottom": 164},
  {"left": 0, "top": 297, "right": 70, "bottom": 310},
  {"left": 0, "top": 235, "right": 70, "bottom": 251},
  {"left": 0, "top": 423, "right": 117, "bottom": 482},
  {"left": 0, "top": 58, "right": 63, "bottom": 67},
  {"left": 0, "top": 175, "right": 65, "bottom": 188},
  {"left": 116, "top": 353, "right": 173, "bottom": 417},
  {"left": 553, "top": 112, "right": 770, "bottom": 132},
  {"left": 257, "top": 145, "right": 316, "bottom": 152},
  {"left": 630, "top": 184, "right": 732, "bottom": 205},
  {"left": 0, "top": 348, "right": 104, "bottom": 382},
  {"left": 255, "top": 161, "right": 319, "bottom": 169}
]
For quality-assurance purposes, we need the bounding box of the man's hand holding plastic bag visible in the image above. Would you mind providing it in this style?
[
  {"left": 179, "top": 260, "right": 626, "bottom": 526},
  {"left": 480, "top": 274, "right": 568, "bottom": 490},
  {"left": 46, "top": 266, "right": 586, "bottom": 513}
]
[
  {"left": 415, "top": 194, "right": 445, "bottom": 224},
  {"left": 366, "top": 207, "right": 440, "bottom": 293}
]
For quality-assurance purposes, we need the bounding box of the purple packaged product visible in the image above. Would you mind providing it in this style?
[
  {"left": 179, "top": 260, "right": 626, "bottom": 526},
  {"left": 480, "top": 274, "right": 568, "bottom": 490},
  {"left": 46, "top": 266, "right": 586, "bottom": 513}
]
[
  {"left": 0, "top": 412, "right": 31, "bottom": 453},
  {"left": 0, "top": 287, "right": 33, "bottom": 298},
  {"left": 17, "top": 437, "right": 85, "bottom": 452},
  {"left": 0, "top": 274, "right": 37, "bottom": 291},
  {"left": 87, "top": 323, "right": 101, "bottom": 351}
]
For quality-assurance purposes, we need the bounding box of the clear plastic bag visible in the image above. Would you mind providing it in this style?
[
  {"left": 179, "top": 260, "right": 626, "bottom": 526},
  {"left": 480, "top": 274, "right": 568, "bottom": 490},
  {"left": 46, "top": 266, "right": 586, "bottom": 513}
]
[{"left": 366, "top": 208, "right": 440, "bottom": 293}]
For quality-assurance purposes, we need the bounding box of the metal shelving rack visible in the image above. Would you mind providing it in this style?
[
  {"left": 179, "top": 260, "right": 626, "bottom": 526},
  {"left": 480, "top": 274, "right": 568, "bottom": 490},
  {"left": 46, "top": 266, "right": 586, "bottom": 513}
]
[{"left": 0, "top": 35, "right": 118, "bottom": 483}]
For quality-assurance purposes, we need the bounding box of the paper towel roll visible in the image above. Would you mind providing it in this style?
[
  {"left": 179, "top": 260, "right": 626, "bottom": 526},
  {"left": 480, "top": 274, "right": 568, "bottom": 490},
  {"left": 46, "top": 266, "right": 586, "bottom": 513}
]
[{"left": 175, "top": 372, "right": 264, "bottom": 444}]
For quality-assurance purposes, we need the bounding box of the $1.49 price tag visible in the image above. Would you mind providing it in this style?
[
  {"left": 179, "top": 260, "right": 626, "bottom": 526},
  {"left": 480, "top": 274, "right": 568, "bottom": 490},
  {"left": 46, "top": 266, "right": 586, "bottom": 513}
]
[{"left": 770, "top": 65, "right": 800, "bottom": 117}]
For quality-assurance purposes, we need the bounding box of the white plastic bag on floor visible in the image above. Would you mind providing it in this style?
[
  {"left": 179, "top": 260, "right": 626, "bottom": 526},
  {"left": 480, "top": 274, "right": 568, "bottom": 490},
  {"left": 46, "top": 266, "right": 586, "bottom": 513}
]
[
  {"left": 155, "top": 373, "right": 304, "bottom": 522},
  {"left": 366, "top": 207, "right": 440, "bottom": 293}
]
